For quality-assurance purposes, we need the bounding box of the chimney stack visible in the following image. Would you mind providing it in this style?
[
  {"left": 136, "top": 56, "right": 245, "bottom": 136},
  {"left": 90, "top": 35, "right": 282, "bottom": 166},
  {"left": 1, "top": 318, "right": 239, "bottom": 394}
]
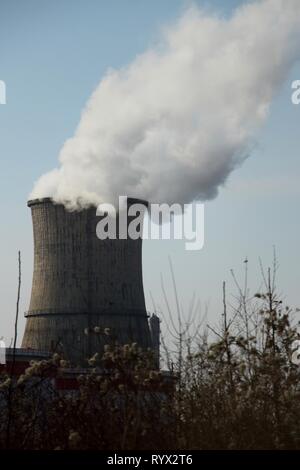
[{"left": 22, "top": 197, "right": 154, "bottom": 365}]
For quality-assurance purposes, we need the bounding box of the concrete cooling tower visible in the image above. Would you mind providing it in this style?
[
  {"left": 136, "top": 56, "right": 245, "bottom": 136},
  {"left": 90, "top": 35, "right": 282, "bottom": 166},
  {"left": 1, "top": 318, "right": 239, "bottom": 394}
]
[{"left": 22, "top": 197, "right": 160, "bottom": 366}]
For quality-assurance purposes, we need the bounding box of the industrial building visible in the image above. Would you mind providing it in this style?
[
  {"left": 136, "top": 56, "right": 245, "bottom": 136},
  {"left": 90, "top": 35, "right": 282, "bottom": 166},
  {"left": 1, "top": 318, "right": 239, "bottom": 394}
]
[{"left": 21, "top": 197, "right": 160, "bottom": 367}]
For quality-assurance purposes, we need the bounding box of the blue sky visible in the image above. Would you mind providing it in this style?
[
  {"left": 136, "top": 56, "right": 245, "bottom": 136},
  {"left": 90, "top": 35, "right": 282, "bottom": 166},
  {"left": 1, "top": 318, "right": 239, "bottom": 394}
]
[{"left": 0, "top": 0, "right": 299, "bottom": 344}]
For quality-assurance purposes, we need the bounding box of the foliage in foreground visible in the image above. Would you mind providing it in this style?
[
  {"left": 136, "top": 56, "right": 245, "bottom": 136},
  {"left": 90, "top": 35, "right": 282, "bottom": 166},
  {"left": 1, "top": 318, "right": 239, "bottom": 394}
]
[{"left": 1, "top": 262, "right": 300, "bottom": 450}]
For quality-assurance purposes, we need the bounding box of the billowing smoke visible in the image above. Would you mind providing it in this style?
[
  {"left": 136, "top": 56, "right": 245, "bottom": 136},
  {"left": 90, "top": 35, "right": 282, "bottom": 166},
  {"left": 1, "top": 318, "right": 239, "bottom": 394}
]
[{"left": 30, "top": 0, "right": 300, "bottom": 209}]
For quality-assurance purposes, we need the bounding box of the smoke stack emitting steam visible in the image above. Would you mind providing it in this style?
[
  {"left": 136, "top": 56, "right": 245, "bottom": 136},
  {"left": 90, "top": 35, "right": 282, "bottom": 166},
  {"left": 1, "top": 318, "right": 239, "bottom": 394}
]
[
  {"left": 23, "top": 0, "right": 300, "bottom": 366},
  {"left": 29, "top": 0, "right": 300, "bottom": 210}
]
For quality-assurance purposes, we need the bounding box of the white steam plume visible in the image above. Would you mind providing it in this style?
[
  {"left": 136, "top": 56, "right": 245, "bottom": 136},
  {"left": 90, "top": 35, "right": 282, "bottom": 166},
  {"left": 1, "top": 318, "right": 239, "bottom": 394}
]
[{"left": 30, "top": 0, "right": 300, "bottom": 209}]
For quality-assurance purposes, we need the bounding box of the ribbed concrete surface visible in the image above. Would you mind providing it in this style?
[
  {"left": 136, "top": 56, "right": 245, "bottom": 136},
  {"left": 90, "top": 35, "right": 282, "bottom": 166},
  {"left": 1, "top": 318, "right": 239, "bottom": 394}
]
[{"left": 22, "top": 198, "right": 153, "bottom": 365}]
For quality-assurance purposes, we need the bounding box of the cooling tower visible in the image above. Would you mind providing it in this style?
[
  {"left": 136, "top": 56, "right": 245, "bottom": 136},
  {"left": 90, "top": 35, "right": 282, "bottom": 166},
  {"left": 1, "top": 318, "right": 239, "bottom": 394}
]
[{"left": 22, "top": 197, "right": 154, "bottom": 365}]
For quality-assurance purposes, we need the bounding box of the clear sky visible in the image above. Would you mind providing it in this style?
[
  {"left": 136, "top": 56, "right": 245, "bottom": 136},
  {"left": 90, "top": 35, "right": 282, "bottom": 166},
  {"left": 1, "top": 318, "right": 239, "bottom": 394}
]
[{"left": 0, "top": 0, "right": 299, "bottom": 345}]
